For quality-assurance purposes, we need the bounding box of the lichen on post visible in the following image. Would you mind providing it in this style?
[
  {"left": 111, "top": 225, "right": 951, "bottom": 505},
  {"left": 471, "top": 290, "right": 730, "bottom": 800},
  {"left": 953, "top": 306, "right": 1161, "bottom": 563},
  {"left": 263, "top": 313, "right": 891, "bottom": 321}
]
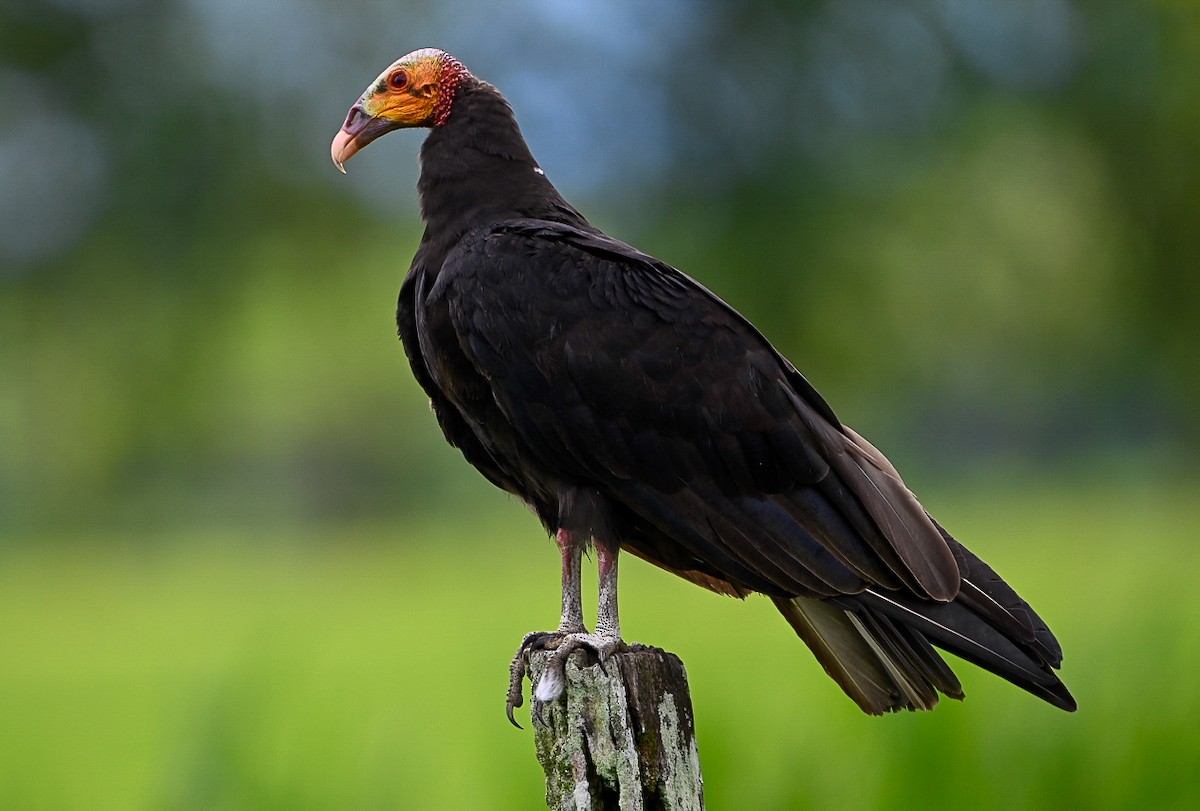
[{"left": 526, "top": 644, "right": 704, "bottom": 810}]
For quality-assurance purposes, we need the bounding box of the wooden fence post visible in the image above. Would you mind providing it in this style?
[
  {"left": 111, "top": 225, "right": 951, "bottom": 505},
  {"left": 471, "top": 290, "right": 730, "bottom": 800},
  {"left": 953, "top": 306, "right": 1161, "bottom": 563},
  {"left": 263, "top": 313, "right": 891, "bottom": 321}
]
[{"left": 525, "top": 644, "right": 705, "bottom": 810}]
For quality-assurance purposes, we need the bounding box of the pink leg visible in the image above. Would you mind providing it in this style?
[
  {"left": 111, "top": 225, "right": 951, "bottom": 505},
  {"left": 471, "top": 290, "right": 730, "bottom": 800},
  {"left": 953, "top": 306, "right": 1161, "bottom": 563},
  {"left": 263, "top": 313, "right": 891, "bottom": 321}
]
[
  {"left": 594, "top": 542, "right": 621, "bottom": 640},
  {"left": 531, "top": 541, "right": 624, "bottom": 705},
  {"left": 507, "top": 534, "right": 626, "bottom": 725},
  {"left": 557, "top": 529, "right": 585, "bottom": 633}
]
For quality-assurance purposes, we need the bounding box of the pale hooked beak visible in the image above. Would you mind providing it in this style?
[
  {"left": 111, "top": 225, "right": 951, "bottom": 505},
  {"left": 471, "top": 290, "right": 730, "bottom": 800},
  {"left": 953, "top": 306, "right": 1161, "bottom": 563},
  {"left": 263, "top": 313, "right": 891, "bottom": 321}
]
[{"left": 330, "top": 104, "right": 399, "bottom": 173}]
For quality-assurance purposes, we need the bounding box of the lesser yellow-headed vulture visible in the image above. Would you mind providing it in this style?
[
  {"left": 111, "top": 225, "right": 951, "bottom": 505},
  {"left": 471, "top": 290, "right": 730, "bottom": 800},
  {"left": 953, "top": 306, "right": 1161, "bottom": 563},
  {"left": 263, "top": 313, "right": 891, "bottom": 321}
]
[{"left": 331, "top": 48, "right": 1075, "bottom": 721}]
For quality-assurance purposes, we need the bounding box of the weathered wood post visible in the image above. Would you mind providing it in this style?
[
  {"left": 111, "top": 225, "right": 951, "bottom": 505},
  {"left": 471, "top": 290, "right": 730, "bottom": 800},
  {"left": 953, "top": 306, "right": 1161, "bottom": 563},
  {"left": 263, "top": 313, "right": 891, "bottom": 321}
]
[{"left": 525, "top": 644, "right": 705, "bottom": 810}]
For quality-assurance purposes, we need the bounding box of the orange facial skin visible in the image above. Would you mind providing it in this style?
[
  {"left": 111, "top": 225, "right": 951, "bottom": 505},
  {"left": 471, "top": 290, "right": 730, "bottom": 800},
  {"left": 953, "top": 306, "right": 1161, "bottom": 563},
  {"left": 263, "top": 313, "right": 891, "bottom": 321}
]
[{"left": 331, "top": 48, "right": 468, "bottom": 171}]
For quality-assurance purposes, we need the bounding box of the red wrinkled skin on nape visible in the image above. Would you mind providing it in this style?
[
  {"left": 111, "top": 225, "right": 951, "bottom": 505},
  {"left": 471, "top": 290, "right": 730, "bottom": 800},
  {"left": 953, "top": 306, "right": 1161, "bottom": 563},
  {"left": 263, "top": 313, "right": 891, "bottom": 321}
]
[{"left": 432, "top": 53, "right": 470, "bottom": 127}]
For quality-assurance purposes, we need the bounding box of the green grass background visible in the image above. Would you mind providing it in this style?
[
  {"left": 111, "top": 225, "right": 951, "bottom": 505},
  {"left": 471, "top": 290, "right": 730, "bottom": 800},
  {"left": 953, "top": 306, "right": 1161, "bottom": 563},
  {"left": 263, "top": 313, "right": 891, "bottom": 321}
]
[{"left": 1, "top": 473, "right": 1196, "bottom": 810}]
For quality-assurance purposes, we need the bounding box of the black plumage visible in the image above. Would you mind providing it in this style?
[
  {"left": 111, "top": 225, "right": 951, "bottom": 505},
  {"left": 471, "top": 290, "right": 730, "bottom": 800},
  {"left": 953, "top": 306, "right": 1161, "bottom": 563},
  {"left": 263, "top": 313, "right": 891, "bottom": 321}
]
[{"left": 333, "top": 49, "right": 1075, "bottom": 715}]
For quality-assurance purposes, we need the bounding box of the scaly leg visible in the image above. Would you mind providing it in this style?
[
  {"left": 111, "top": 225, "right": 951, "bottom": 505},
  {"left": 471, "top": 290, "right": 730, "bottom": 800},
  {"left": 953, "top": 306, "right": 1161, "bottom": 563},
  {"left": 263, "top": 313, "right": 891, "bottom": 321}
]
[
  {"left": 505, "top": 536, "right": 627, "bottom": 727},
  {"left": 593, "top": 541, "right": 621, "bottom": 640},
  {"left": 506, "top": 529, "right": 586, "bottom": 726},
  {"left": 532, "top": 542, "right": 625, "bottom": 705},
  {"left": 557, "top": 529, "right": 586, "bottom": 634}
]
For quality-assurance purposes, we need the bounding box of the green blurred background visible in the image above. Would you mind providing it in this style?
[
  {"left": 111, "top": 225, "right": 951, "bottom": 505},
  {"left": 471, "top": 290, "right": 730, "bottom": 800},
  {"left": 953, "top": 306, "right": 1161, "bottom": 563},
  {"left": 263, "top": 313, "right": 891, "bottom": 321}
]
[{"left": 2, "top": 0, "right": 1198, "bottom": 808}]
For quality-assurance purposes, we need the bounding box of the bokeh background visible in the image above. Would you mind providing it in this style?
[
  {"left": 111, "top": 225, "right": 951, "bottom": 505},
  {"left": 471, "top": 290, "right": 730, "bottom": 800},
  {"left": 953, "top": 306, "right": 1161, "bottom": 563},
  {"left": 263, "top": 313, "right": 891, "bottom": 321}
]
[{"left": 2, "top": 0, "right": 1198, "bottom": 808}]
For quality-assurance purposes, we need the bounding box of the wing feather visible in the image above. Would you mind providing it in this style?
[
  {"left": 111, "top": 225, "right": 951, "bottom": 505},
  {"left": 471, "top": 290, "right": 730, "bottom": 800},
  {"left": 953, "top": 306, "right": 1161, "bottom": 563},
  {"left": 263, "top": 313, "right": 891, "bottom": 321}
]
[{"left": 783, "top": 384, "right": 960, "bottom": 600}]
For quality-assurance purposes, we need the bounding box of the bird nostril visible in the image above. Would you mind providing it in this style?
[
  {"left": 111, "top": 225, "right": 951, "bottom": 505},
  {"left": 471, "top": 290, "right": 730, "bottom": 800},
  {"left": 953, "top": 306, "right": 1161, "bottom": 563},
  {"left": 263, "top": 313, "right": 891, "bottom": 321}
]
[{"left": 343, "top": 105, "right": 364, "bottom": 130}]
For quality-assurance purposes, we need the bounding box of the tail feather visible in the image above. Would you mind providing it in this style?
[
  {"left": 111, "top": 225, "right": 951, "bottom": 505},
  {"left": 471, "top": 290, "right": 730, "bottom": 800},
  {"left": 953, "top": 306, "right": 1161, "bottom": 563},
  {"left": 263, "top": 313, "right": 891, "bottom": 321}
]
[
  {"left": 775, "top": 564, "right": 1076, "bottom": 714},
  {"left": 773, "top": 596, "right": 959, "bottom": 714},
  {"left": 843, "top": 611, "right": 939, "bottom": 710},
  {"left": 853, "top": 605, "right": 963, "bottom": 701}
]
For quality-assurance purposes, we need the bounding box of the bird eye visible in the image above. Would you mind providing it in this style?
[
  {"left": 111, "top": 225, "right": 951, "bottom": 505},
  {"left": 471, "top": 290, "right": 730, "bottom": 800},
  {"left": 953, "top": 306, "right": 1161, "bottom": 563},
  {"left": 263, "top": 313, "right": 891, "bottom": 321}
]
[{"left": 388, "top": 70, "right": 409, "bottom": 90}]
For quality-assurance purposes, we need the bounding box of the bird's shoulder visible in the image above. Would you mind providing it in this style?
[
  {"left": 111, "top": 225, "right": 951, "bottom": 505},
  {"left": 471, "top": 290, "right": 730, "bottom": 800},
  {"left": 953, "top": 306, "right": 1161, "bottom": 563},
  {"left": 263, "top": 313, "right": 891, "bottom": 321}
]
[
  {"left": 435, "top": 221, "right": 751, "bottom": 376},
  {"left": 431, "top": 219, "right": 694, "bottom": 319}
]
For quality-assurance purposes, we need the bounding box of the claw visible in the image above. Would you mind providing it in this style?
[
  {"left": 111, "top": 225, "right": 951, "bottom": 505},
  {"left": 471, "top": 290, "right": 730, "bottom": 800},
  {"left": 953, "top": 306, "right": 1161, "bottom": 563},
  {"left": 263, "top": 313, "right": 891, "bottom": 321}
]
[
  {"left": 596, "top": 645, "right": 616, "bottom": 676},
  {"left": 506, "top": 667, "right": 525, "bottom": 730},
  {"left": 505, "top": 630, "right": 628, "bottom": 728},
  {"left": 506, "top": 630, "right": 561, "bottom": 729},
  {"left": 505, "top": 634, "right": 537, "bottom": 729}
]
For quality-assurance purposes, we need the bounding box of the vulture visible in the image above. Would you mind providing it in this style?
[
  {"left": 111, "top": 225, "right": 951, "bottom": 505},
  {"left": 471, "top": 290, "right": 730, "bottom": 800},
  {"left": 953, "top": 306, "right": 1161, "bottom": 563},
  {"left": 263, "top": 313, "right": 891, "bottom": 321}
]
[{"left": 330, "top": 48, "right": 1075, "bottom": 720}]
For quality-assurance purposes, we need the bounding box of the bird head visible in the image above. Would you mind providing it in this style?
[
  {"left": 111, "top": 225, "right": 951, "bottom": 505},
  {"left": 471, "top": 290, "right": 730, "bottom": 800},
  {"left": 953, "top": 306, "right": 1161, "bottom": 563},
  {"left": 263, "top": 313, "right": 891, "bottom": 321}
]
[{"left": 331, "top": 48, "right": 470, "bottom": 173}]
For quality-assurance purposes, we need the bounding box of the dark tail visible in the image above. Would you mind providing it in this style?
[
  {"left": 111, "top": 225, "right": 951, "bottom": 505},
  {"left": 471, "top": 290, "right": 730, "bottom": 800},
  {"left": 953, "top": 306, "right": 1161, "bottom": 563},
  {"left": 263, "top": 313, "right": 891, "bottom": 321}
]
[{"left": 774, "top": 525, "right": 1075, "bottom": 714}]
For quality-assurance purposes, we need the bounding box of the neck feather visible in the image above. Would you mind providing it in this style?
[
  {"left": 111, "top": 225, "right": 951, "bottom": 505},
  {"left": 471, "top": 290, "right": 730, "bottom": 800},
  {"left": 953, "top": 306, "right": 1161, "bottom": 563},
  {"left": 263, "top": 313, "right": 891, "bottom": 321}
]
[{"left": 416, "top": 79, "right": 592, "bottom": 245}]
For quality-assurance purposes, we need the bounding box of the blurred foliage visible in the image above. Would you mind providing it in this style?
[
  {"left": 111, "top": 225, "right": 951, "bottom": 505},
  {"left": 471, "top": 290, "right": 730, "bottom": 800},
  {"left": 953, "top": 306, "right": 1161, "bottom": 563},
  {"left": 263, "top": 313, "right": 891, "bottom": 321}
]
[{"left": 2, "top": 0, "right": 1198, "bottom": 534}]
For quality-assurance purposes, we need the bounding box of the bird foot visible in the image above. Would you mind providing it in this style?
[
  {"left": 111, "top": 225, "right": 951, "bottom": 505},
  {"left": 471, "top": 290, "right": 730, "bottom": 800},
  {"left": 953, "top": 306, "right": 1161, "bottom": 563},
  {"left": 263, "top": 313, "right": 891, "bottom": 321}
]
[{"left": 505, "top": 630, "right": 626, "bottom": 728}]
